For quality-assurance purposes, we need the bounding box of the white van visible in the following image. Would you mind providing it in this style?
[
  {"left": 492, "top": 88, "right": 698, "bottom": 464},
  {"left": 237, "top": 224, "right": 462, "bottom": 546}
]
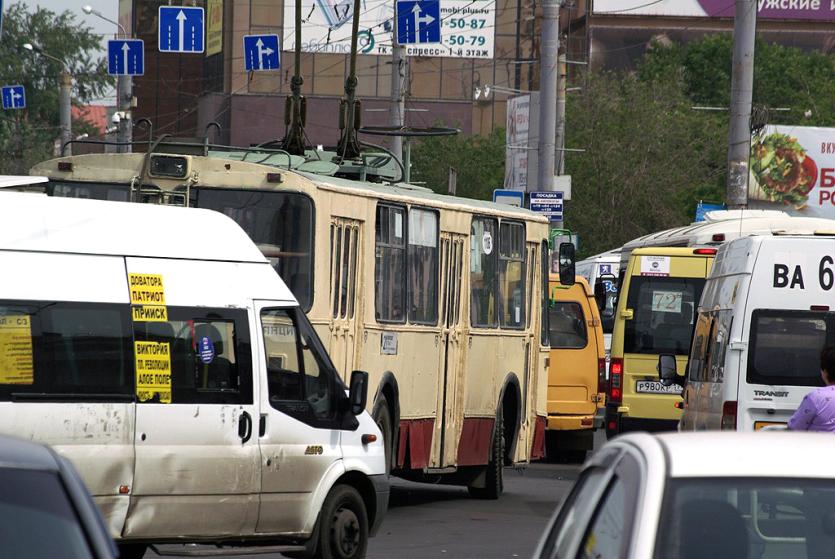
[
  {"left": 575, "top": 249, "right": 620, "bottom": 352},
  {"left": 0, "top": 192, "right": 387, "bottom": 558},
  {"left": 662, "top": 234, "right": 835, "bottom": 431}
]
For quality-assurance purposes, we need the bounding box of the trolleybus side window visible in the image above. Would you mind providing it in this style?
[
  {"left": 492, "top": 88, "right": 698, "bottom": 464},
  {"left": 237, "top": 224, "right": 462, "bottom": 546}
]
[
  {"left": 471, "top": 217, "right": 499, "bottom": 328},
  {"left": 375, "top": 204, "right": 407, "bottom": 323},
  {"left": 408, "top": 208, "right": 439, "bottom": 325},
  {"left": 542, "top": 241, "right": 550, "bottom": 346},
  {"left": 195, "top": 189, "right": 315, "bottom": 312},
  {"left": 499, "top": 222, "right": 526, "bottom": 329},
  {"left": 331, "top": 222, "right": 359, "bottom": 320}
]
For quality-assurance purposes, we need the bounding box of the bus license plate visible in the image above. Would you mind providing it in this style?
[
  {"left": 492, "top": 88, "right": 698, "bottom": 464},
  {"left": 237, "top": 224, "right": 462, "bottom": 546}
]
[{"left": 635, "top": 381, "right": 682, "bottom": 395}]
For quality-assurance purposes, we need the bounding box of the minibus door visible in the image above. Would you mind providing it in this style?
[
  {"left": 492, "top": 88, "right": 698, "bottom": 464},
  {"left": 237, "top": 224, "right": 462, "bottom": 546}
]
[
  {"left": 431, "top": 234, "right": 466, "bottom": 468},
  {"left": 328, "top": 219, "right": 362, "bottom": 382}
]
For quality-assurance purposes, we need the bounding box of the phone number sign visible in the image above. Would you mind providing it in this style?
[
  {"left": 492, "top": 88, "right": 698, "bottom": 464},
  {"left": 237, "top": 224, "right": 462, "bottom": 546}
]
[{"left": 282, "top": 0, "right": 495, "bottom": 59}]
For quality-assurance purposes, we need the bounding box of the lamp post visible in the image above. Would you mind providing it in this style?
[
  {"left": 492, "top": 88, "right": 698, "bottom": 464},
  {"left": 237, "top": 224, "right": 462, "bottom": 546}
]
[
  {"left": 83, "top": 5, "right": 132, "bottom": 153},
  {"left": 23, "top": 42, "right": 72, "bottom": 156}
]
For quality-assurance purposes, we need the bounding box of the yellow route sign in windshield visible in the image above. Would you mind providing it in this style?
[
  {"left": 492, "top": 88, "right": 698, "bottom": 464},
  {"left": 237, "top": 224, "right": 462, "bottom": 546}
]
[{"left": 0, "top": 314, "right": 34, "bottom": 385}]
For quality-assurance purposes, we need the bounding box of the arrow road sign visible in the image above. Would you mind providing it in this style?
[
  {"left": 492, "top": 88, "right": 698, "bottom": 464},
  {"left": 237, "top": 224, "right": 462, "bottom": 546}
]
[
  {"left": 396, "top": 0, "right": 441, "bottom": 45},
  {"left": 529, "top": 191, "right": 564, "bottom": 222},
  {"left": 1, "top": 85, "right": 25, "bottom": 110},
  {"left": 108, "top": 39, "right": 144, "bottom": 76},
  {"left": 243, "top": 34, "right": 280, "bottom": 71},
  {"left": 158, "top": 6, "right": 204, "bottom": 53}
]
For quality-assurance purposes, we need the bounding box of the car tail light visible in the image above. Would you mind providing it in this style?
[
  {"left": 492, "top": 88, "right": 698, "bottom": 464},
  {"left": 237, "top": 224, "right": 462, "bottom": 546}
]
[
  {"left": 721, "top": 401, "right": 738, "bottom": 430},
  {"left": 693, "top": 248, "right": 718, "bottom": 255},
  {"left": 597, "top": 358, "right": 607, "bottom": 395},
  {"left": 609, "top": 358, "right": 623, "bottom": 404}
]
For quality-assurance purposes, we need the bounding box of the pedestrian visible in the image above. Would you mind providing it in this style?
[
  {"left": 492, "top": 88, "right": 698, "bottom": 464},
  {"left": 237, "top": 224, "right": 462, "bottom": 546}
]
[{"left": 788, "top": 345, "right": 835, "bottom": 432}]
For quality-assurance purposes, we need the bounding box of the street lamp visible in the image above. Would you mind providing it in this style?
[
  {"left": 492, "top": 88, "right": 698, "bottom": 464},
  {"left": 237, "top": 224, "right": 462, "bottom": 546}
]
[
  {"left": 81, "top": 5, "right": 132, "bottom": 153},
  {"left": 23, "top": 42, "right": 73, "bottom": 156}
]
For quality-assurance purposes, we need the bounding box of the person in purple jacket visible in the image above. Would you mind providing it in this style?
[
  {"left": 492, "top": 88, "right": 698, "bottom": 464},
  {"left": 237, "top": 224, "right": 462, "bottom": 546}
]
[{"left": 788, "top": 345, "right": 835, "bottom": 432}]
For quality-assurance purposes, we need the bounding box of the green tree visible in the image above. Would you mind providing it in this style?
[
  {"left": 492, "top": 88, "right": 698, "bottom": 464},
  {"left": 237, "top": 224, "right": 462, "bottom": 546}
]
[
  {"left": 410, "top": 126, "right": 507, "bottom": 200},
  {"left": 0, "top": 3, "right": 113, "bottom": 173}
]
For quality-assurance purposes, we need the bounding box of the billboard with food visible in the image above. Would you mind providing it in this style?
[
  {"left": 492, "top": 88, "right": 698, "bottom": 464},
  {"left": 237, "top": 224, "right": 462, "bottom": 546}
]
[{"left": 749, "top": 125, "right": 835, "bottom": 217}]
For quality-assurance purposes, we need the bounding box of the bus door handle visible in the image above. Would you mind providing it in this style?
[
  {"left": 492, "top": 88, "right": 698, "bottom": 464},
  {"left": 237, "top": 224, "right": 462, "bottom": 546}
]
[{"left": 239, "top": 411, "right": 253, "bottom": 444}]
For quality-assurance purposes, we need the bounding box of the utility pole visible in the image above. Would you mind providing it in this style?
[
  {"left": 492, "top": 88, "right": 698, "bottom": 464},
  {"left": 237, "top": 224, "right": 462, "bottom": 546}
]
[
  {"left": 554, "top": 51, "right": 566, "bottom": 175},
  {"left": 59, "top": 70, "right": 72, "bottom": 155},
  {"left": 388, "top": 18, "right": 406, "bottom": 164},
  {"left": 726, "top": 0, "right": 757, "bottom": 209},
  {"left": 536, "top": 0, "right": 560, "bottom": 228}
]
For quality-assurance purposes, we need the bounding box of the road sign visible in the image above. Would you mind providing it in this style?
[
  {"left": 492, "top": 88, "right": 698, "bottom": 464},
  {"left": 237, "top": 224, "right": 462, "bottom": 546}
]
[
  {"left": 396, "top": 0, "right": 441, "bottom": 45},
  {"left": 1, "top": 85, "right": 25, "bottom": 110},
  {"left": 158, "top": 6, "right": 204, "bottom": 53},
  {"left": 108, "top": 39, "right": 144, "bottom": 76},
  {"left": 492, "top": 189, "right": 524, "bottom": 208},
  {"left": 529, "top": 191, "right": 563, "bottom": 221},
  {"left": 243, "top": 34, "right": 280, "bottom": 71}
]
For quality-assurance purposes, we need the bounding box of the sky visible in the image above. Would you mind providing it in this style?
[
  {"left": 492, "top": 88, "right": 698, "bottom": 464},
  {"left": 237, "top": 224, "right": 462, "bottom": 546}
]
[{"left": 26, "top": 0, "right": 119, "bottom": 103}]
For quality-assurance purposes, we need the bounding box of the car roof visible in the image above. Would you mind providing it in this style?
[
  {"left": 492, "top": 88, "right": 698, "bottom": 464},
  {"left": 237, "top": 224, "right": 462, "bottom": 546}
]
[
  {"left": 623, "top": 432, "right": 835, "bottom": 479},
  {"left": 0, "top": 191, "right": 267, "bottom": 263},
  {"left": 0, "top": 434, "right": 60, "bottom": 472}
]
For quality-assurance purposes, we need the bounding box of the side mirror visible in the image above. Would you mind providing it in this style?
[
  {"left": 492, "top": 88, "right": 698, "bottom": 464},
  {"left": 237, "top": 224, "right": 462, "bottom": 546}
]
[
  {"left": 658, "top": 354, "right": 679, "bottom": 386},
  {"left": 558, "top": 242, "right": 575, "bottom": 286},
  {"left": 348, "top": 370, "right": 369, "bottom": 416}
]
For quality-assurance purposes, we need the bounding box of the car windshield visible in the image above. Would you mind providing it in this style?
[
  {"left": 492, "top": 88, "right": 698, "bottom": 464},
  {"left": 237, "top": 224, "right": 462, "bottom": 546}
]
[
  {"left": 0, "top": 468, "right": 93, "bottom": 558},
  {"left": 655, "top": 478, "right": 835, "bottom": 559},
  {"left": 623, "top": 276, "right": 705, "bottom": 355}
]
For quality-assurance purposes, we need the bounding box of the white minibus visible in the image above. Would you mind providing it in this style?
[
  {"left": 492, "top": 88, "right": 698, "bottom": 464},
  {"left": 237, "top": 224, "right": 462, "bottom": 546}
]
[
  {"left": 0, "top": 192, "right": 387, "bottom": 559},
  {"left": 661, "top": 234, "right": 835, "bottom": 431}
]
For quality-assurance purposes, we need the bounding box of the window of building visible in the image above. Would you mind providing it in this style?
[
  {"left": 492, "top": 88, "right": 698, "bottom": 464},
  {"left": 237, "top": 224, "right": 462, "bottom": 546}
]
[
  {"left": 471, "top": 217, "right": 499, "bottom": 327},
  {"left": 262, "top": 307, "right": 338, "bottom": 423},
  {"left": 499, "top": 222, "right": 526, "bottom": 328},
  {"left": 549, "top": 302, "right": 588, "bottom": 349},
  {"left": 375, "top": 204, "right": 407, "bottom": 323},
  {"left": 0, "top": 301, "right": 133, "bottom": 401},
  {"left": 408, "top": 208, "right": 439, "bottom": 325}
]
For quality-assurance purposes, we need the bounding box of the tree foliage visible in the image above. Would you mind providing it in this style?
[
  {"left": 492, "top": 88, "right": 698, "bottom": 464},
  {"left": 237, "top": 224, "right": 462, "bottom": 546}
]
[{"left": 0, "top": 3, "right": 113, "bottom": 173}]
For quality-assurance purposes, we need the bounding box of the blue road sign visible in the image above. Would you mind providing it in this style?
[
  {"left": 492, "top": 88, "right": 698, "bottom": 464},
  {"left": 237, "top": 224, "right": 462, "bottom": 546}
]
[
  {"left": 529, "top": 191, "right": 564, "bottom": 222},
  {"left": 158, "top": 6, "right": 204, "bottom": 53},
  {"left": 108, "top": 39, "right": 144, "bottom": 76},
  {"left": 396, "top": 0, "right": 441, "bottom": 45},
  {"left": 243, "top": 34, "right": 280, "bottom": 71},
  {"left": 695, "top": 201, "right": 725, "bottom": 222},
  {"left": 1, "top": 85, "right": 25, "bottom": 110},
  {"left": 492, "top": 189, "right": 524, "bottom": 208}
]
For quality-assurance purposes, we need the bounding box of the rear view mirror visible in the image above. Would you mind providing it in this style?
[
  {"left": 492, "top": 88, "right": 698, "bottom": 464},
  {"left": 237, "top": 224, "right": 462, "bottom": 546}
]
[
  {"left": 658, "top": 354, "right": 678, "bottom": 386},
  {"left": 558, "top": 242, "right": 575, "bottom": 286},
  {"left": 348, "top": 370, "right": 369, "bottom": 416}
]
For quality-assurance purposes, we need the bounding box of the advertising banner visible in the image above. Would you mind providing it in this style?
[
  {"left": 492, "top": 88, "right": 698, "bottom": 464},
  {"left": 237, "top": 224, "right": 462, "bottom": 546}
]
[
  {"left": 504, "top": 95, "right": 530, "bottom": 192},
  {"left": 206, "top": 0, "right": 224, "bottom": 57},
  {"left": 749, "top": 125, "right": 835, "bottom": 218},
  {"left": 282, "top": 0, "right": 495, "bottom": 58},
  {"left": 594, "top": 0, "right": 835, "bottom": 21}
]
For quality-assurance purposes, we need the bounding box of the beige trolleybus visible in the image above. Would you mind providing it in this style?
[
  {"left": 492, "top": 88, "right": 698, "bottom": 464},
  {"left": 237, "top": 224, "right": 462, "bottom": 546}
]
[{"left": 29, "top": 143, "right": 552, "bottom": 498}]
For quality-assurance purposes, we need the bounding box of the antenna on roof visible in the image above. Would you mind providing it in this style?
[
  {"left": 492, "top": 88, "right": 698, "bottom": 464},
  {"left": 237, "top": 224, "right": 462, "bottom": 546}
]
[
  {"left": 279, "top": 0, "right": 308, "bottom": 155},
  {"left": 335, "top": 0, "right": 364, "bottom": 161}
]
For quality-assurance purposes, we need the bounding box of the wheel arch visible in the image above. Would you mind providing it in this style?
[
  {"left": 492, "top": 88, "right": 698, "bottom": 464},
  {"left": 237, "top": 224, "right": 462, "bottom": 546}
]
[
  {"left": 372, "top": 371, "right": 401, "bottom": 463},
  {"left": 497, "top": 372, "right": 522, "bottom": 464}
]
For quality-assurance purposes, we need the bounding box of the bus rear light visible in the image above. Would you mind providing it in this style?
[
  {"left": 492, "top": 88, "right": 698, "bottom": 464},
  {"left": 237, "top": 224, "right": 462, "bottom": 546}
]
[
  {"left": 266, "top": 173, "right": 283, "bottom": 183},
  {"left": 711, "top": 233, "right": 725, "bottom": 242},
  {"left": 57, "top": 161, "right": 73, "bottom": 172},
  {"left": 609, "top": 358, "right": 623, "bottom": 404},
  {"left": 811, "top": 305, "right": 830, "bottom": 312},
  {"left": 721, "top": 401, "right": 738, "bottom": 430},
  {"left": 693, "top": 248, "right": 718, "bottom": 255},
  {"left": 597, "top": 358, "right": 607, "bottom": 395}
]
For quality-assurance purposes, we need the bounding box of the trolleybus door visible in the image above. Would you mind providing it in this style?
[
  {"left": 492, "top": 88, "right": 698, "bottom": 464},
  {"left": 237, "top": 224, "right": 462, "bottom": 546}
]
[
  {"left": 328, "top": 219, "right": 362, "bottom": 380},
  {"left": 431, "top": 233, "right": 466, "bottom": 468},
  {"left": 518, "top": 242, "right": 540, "bottom": 462}
]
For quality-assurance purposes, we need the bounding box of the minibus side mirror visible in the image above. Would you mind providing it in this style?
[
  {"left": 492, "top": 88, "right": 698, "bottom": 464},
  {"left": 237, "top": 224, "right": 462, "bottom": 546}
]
[
  {"left": 348, "top": 370, "right": 369, "bottom": 416},
  {"left": 658, "top": 354, "right": 680, "bottom": 386},
  {"left": 558, "top": 242, "right": 575, "bottom": 286}
]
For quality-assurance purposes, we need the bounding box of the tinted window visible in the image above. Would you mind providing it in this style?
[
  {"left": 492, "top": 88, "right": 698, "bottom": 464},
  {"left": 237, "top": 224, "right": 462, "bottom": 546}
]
[
  {"left": 408, "top": 208, "right": 439, "bottom": 325},
  {"left": 196, "top": 189, "right": 315, "bottom": 311},
  {"left": 375, "top": 205, "right": 407, "bottom": 323},
  {"left": 623, "top": 276, "right": 705, "bottom": 355},
  {"left": 471, "top": 217, "right": 499, "bottom": 327},
  {"left": 0, "top": 302, "right": 133, "bottom": 401},
  {"left": 549, "top": 302, "right": 588, "bottom": 349},
  {"left": 133, "top": 307, "right": 252, "bottom": 405},
  {"left": 748, "top": 310, "right": 834, "bottom": 387},
  {"left": 0, "top": 469, "right": 92, "bottom": 559},
  {"left": 499, "top": 222, "right": 526, "bottom": 328}
]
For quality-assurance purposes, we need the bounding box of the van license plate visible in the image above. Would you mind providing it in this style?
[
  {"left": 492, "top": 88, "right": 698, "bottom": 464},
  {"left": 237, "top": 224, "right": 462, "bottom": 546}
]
[{"left": 635, "top": 381, "right": 682, "bottom": 395}]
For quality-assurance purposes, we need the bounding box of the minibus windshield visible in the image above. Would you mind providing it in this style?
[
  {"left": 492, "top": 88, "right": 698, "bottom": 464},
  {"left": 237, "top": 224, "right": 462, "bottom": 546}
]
[
  {"left": 623, "top": 276, "right": 705, "bottom": 355},
  {"left": 747, "top": 310, "right": 835, "bottom": 387}
]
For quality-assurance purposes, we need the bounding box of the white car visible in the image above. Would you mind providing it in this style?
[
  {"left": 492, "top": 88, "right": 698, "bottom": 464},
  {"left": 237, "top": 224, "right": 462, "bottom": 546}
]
[{"left": 534, "top": 432, "right": 835, "bottom": 559}]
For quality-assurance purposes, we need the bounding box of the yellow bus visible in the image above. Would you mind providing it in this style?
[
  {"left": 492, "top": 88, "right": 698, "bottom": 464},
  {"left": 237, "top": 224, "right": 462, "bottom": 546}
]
[
  {"left": 605, "top": 246, "right": 715, "bottom": 436},
  {"left": 28, "top": 145, "right": 552, "bottom": 498}
]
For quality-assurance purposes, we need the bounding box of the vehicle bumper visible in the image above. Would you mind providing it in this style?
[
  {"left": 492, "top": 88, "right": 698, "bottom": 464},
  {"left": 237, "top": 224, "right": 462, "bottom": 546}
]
[
  {"left": 369, "top": 474, "right": 390, "bottom": 537},
  {"left": 605, "top": 404, "right": 678, "bottom": 436},
  {"left": 547, "top": 415, "right": 596, "bottom": 432}
]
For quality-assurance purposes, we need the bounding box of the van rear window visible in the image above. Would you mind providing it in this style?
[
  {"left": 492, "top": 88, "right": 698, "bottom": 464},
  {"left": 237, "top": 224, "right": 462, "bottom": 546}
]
[
  {"left": 549, "top": 302, "right": 588, "bottom": 349},
  {"left": 747, "top": 310, "right": 834, "bottom": 387},
  {"left": 623, "top": 277, "right": 705, "bottom": 355}
]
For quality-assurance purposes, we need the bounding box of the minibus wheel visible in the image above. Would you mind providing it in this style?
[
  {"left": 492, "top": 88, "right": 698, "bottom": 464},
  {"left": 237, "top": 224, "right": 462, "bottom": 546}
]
[
  {"left": 467, "top": 406, "right": 504, "bottom": 500},
  {"left": 315, "top": 485, "right": 369, "bottom": 559}
]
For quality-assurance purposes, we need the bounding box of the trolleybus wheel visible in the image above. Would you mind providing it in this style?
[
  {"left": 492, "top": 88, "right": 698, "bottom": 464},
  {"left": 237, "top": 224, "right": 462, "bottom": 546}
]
[{"left": 468, "top": 406, "right": 504, "bottom": 500}]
